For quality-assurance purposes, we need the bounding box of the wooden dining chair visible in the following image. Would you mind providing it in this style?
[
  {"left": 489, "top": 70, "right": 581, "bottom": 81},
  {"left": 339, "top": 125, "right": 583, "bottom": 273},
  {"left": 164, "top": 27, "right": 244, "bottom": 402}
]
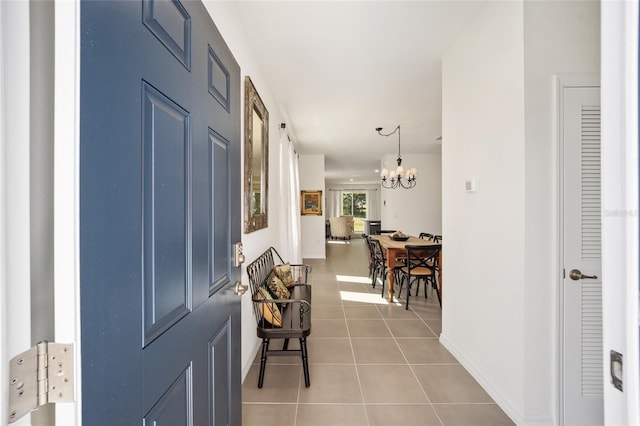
[
  {"left": 369, "top": 238, "right": 388, "bottom": 294},
  {"left": 419, "top": 232, "right": 442, "bottom": 243},
  {"left": 362, "top": 234, "right": 376, "bottom": 279},
  {"left": 396, "top": 244, "right": 441, "bottom": 310}
]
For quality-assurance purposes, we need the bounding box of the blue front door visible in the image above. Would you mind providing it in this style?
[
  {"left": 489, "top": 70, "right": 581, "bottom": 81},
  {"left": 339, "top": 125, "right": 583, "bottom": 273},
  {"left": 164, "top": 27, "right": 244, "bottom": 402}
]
[{"left": 79, "top": 1, "right": 241, "bottom": 424}]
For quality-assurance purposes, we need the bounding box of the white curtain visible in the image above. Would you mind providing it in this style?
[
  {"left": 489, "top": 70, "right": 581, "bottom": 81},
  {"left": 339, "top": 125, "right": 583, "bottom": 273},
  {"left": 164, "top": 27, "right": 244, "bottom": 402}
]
[
  {"left": 366, "top": 189, "right": 380, "bottom": 219},
  {"left": 279, "top": 126, "right": 302, "bottom": 263},
  {"left": 327, "top": 190, "right": 342, "bottom": 217}
]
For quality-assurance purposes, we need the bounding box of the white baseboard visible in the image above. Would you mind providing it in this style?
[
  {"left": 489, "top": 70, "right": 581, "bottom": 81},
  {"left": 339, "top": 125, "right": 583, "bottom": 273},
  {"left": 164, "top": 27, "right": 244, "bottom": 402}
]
[
  {"left": 241, "top": 338, "right": 261, "bottom": 384},
  {"left": 439, "top": 333, "right": 553, "bottom": 426}
]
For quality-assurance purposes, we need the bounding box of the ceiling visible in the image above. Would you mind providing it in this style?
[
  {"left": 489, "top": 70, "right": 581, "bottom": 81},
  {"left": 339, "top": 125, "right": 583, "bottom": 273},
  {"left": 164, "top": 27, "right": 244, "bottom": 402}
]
[{"left": 232, "top": 1, "right": 487, "bottom": 185}]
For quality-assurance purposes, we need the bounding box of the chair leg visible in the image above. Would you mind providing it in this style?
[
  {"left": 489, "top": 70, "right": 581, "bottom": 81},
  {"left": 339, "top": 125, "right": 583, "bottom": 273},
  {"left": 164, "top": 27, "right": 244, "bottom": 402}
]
[
  {"left": 371, "top": 266, "right": 377, "bottom": 288},
  {"left": 434, "top": 277, "right": 442, "bottom": 307},
  {"left": 380, "top": 269, "right": 385, "bottom": 298},
  {"left": 424, "top": 277, "right": 430, "bottom": 298},
  {"left": 405, "top": 277, "right": 411, "bottom": 310},
  {"left": 300, "top": 337, "right": 310, "bottom": 387},
  {"left": 283, "top": 338, "right": 289, "bottom": 350},
  {"left": 258, "top": 338, "right": 270, "bottom": 388}
]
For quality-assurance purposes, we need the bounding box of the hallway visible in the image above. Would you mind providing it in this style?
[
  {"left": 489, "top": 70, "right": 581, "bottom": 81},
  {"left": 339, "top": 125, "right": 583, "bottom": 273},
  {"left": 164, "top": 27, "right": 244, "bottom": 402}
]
[{"left": 242, "top": 238, "right": 514, "bottom": 425}]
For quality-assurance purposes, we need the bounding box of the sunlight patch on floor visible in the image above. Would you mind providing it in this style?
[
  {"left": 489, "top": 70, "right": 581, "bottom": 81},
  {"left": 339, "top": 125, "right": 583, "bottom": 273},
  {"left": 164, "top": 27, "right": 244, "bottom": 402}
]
[
  {"left": 335, "top": 274, "right": 370, "bottom": 284},
  {"left": 327, "top": 240, "right": 351, "bottom": 245},
  {"left": 339, "top": 290, "right": 401, "bottom": 306}
]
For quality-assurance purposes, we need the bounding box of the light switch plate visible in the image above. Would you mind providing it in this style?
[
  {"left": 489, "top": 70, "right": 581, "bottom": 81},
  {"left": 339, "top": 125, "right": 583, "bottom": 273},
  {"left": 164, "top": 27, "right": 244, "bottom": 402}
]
[{"left": 465, "top": 178, "right": 477, "bottom": 193}]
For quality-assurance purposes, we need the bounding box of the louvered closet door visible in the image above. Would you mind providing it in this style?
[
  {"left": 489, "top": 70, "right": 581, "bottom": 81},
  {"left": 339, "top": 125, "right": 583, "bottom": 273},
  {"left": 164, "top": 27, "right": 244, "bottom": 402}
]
[{"left": 562, "top": 86, "right": 603, "bottom": 425}]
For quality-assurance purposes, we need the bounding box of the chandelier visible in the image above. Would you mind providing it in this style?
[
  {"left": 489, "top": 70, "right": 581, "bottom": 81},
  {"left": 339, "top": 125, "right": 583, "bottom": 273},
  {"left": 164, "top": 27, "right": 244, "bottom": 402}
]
[{"left": 376, "top": 125, "right": 417, "bottom": 189}]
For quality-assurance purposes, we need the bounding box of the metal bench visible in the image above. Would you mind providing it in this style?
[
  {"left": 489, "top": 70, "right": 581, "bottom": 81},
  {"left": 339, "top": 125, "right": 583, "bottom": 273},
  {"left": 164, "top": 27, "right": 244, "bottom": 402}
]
[{"left": 246, "top": 247, "right": 312, "bottom": 388}]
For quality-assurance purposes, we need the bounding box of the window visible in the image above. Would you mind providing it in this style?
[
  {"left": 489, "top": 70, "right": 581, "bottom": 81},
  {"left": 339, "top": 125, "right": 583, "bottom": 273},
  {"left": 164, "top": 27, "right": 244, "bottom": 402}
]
[{"left": 342, "top": 192, "right": 367, "bottom": 233}]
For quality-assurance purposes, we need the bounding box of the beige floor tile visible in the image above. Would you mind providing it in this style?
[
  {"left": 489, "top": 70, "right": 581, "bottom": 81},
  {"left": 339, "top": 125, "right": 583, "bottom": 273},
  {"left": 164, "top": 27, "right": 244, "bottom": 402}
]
[
  {"left": 295, "top": 404, "right": 368, "bottom": 426},
  {"left": 311, "top": 272, "right": 339, "bottom": 281},
  {"left": 378, "top": 304, "right": 420, "bottom": 319},
  {"left": 242, "top": 364, "right": 301, "bottom": 403},
  {"left": 412, "top": 365, "right": 494, "bottom": 403},
  {"left": 433, "top": 403, "right": 515, "bottom": 425},
  {"left": 347, "top": 319, "right": 392, "bottom": 337},
  {"left": 307, "top": 338, "right": 354, "bottom": 364},
  {"left": 357, "top": 365, "right": 428, "bottom": 404},
  {"left": 242, "top": 403, "right": 297, "bottom": 426},
  {"left": 351, "top": 338, "right": 406, "bottom": 364},
  {"left": 366, "top": 404, "right": 442, "bottom": 426},
  {"left": 344, "top": 305, "right": 383, "bottom": 319},
  {"left": 396, "top": 338, "right": 459, "bottom": 364},
  {"left": 386, "top": 319, "right": 438, "bottom": 338},
  {"left": 424, "top": 319, "right": 442, "bottom": 336},
  {"left": 314, "top": 293, "right": 344, "bottom": 305},
  {"left": 242, "top": 240, "right": 511, "bottom": 423},
  {"left": 312, "top": 305, "right": 345, "bottom": 320},
  {"left": 312, "top": 282, "right": 340, "bottom": 294},
  {"left": 312, "top": 319, "right": 349, "bottom": 337},
  {"left": 411, "top": 300, "right": 443, "bottom": 319},
  {"left": 298, "top": 365, "right": 363, "bottom": 403}
]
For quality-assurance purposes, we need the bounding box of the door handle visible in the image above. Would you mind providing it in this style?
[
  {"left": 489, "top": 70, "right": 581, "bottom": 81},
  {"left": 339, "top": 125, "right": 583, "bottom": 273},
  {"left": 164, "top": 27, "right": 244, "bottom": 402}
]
[
  {"left": 235, "top": 281, "right": 249, "bottom": 296},
  {"left": 569, "top": 269, "right": 598, "bottom": 281}
]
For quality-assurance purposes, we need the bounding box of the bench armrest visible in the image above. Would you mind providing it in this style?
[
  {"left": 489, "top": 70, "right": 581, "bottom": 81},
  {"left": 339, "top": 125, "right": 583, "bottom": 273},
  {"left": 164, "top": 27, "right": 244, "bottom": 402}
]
[{"left": 252, "top": 297, "right": 311, "bottom": 308}]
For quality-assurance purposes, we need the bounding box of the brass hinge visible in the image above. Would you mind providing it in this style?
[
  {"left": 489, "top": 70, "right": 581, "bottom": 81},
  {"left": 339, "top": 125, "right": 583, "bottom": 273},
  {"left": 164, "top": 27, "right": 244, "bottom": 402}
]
[{"left": 8, "top": 341, "right": 74, "bottom": 423}]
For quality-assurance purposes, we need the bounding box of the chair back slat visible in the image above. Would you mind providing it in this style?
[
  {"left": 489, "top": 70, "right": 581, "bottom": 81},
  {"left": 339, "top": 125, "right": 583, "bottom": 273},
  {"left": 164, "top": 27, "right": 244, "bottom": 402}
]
[{"left": 406, "top": 244, "right": 441, "bottom": 273}]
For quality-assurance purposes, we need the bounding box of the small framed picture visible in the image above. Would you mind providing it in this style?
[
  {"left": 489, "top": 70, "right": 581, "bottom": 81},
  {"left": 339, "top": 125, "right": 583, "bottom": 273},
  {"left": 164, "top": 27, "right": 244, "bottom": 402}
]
[{"left": 301, "top": 190, "right": 322, "bottom": 215}]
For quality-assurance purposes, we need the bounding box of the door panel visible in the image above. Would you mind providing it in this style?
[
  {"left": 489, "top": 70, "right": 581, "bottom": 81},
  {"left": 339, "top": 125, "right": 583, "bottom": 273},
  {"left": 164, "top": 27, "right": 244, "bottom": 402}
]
[
  {"left": 80, "top": 1, "right": 241, "bottom": 424},
  {"left": 562, "top": 85, "right": 603, "bottom": 425},
  {"left": 142, "top": 81, "right": 192, "bottom": 346}
]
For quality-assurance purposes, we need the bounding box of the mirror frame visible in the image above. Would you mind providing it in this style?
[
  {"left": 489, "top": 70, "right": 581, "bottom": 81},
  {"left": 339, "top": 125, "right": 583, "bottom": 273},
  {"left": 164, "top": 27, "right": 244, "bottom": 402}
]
[{"left": 244, "top": 76, "right": 269, "bottom": 233}]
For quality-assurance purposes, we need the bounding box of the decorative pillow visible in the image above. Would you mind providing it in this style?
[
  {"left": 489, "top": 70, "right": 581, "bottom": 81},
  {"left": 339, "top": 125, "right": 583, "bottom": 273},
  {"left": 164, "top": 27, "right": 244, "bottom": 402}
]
[
  {"left": 255, "top": 287, "right": 282, "bottom": 327},
  {"left": 273, "top": 263, "right": 295, "bottom": 288},
  {"left": 266, "top": 272, "right": 290, "bottom": 307}
]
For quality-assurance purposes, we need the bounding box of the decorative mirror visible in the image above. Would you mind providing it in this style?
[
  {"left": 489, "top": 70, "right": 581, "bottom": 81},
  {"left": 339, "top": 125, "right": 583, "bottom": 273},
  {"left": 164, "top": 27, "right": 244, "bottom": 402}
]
[{"left": 244, "top": 76, "right": 269, "bottom": 233}]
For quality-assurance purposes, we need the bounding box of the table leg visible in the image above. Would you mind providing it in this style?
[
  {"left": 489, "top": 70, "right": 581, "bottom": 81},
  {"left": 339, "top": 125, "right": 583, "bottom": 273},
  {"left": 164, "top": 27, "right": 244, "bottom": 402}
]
[{"left": 387, "top": 268, "right": 395, "bottom": 302}]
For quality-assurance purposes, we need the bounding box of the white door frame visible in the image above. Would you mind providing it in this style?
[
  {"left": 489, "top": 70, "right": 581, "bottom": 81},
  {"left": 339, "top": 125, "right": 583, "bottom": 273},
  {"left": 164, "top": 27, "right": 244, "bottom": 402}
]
[
  {"left": 53, "top": 0, "right": 81, "bottom": 424},
  {"left": 601, "top": 1, "right": 639, "bottom": 425},
  {"left": 1, "top": 1, "right": 33, "bottom": 425}
]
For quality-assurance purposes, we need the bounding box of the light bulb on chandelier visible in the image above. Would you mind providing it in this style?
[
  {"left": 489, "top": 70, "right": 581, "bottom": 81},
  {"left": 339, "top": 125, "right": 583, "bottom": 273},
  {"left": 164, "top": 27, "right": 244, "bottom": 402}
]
[{"left": 375, "top": 125, "right": 417, "bottom": 189}]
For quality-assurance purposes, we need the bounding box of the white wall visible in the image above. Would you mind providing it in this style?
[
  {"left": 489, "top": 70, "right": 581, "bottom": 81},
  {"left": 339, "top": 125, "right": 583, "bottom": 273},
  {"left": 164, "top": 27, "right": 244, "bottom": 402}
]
[
  {"left": 441, "top": 1, "right": 526, "bottom": 422},
  {"left": 299, "top": 154, "right": 326, "bottom": 259},
  {"left": 442, "top": 1, "right": 600, "bottom": 425},
  {"left": 380, "top": 154, "right": 442, "bottom": 237},
  {"left": 202, "top": 1, "right": 291, "bottom": 380},
  {"left": 523, "top": 1, "right": 600, "bottom": 423}
]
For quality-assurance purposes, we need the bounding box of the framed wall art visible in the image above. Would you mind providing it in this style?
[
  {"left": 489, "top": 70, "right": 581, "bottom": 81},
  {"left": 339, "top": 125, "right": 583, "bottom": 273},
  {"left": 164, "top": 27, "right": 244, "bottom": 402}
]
[{"left": 301, "top": 190, "right": 322, "bottom": 216}]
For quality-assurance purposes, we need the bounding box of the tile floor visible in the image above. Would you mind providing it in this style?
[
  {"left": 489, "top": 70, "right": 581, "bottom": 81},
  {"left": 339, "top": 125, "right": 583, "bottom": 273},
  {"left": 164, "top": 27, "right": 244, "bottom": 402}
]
[{"left": 242, "top": 238, "right": 514, "bottom": 426}]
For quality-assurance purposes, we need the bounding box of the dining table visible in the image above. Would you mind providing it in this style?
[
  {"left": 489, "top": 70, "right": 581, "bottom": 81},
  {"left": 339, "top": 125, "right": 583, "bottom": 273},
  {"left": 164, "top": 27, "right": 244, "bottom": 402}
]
[{"left": 369, "top": 234, "right": 442, "bottom": 302}]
